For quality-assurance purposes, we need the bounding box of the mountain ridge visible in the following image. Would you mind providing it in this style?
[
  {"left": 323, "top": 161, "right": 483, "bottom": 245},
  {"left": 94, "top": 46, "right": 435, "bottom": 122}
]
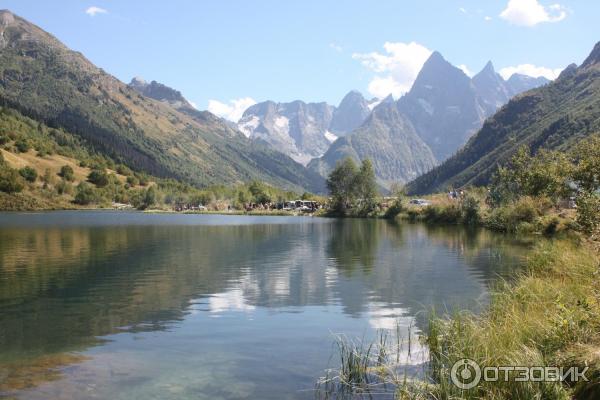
[
  {"left": 0, "top": 9, "right": 325, "bottom": 193},
  {"left": 308, "top": 51, "right": 550, "bottom": 186},
  {"left": 406, "top": 41, "right": 600, "bottom": 194}
]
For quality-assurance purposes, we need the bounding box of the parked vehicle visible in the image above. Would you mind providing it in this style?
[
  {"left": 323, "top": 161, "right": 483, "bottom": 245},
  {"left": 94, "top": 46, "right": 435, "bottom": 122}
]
[{"left": 409, "top": 199, "right": 431, "bottom": 206}]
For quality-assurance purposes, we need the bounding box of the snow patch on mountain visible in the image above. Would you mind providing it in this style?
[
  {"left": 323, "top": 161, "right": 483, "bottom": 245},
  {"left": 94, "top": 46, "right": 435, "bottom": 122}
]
[
  {"left": 324, "top": 130, "right": 338, "bottom": 143},
  {"left": 238, "top": 115, "right": 260, "bottom": 138}
]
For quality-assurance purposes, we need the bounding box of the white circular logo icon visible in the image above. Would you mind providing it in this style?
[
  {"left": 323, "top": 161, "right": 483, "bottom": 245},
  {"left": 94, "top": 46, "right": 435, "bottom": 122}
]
[{"left": 451, "top": 358, "right": 481, "bottom": 389}]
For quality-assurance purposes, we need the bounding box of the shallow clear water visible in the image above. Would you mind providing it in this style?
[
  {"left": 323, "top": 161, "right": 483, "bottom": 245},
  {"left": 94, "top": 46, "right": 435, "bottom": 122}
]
[{"left": 0, "top": 211, "right": 529, "bottom": 399}]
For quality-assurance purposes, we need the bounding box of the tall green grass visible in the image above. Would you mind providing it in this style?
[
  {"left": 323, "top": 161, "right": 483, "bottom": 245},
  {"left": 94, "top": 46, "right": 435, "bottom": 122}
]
[{"left": 319, "top": 240, "right": 600, "bottom": 399}]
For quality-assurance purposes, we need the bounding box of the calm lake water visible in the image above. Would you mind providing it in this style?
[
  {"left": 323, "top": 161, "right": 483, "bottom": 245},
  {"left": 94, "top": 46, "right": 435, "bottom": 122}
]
[{"left": 0, "top": 211, "right": 529, "bottom": 399}]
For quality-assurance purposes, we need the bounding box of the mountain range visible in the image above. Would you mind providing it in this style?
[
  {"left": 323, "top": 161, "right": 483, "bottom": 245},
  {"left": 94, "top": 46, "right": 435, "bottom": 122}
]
[
  {"left": 0, "top": 10, "right": 325, "bottom": 193},
  {"left": 307, "top": 52, "right": 549, "bottom": 186},
  {"left": 1, "top": 9, "right": 591, "bottom": 198},
  {"left": 407, "top": 42, "right": 600, "bottom": 194},
  {"left": 237, "top": 91, "right": 384, "bottom": 165}
]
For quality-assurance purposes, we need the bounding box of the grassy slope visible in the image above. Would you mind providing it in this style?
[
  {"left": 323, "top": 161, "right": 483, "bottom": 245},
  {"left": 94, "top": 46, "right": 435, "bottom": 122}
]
[
  {"left": 0, "top": 10, "right": 324, "bottom": 193},
  {"left": 407, "top": 43, "right": 600, "bottom": 195},
  {"left": 419, "top": 239, "right": 600, "bottom": 400},
  {"left": 0, "top": 106, "right": 149, "bottom": 209}
]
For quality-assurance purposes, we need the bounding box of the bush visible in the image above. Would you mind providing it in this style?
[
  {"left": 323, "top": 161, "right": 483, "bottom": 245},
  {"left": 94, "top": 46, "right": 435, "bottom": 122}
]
[
  {"left": 384, "top": 197, "right": 403, "bottom": 219},
  {"left": 137, "top": 173, "right": 149, "bottom": 186},
  {"left": 486, "top": 196, "right": 542, "bottom": 232},
  {"left": 0, "top": 167, "right": 25, "bottom": 193},
  {"left": 14, "top": 139, "right": 30, "bottom": 153},
  {"left": 126, "top": 175, "right": 139, "bottom": 186},
  {"left": 56, "top": 180, "right": 73, "bottom": 195},
  {"left": 18, "top": 166, "right": 38, "bottom": 182},
  {"left": 0, "top": 134, "right": 9, "bottom": 145},
  {"left": 87, "top": 169, "right": 109, "bottom": 187},
  {"left": 74, "top": 182, "right": 99, "bottom": 205},
  {"left": 460, "top": 195, "right": 480, "bottom": 225},
  {"left": 131, "top": 186, "right": 157, "bottom": 210},
  {"left": 423, "top": 204, "right": 462, "bottom": 224},
  {"left": 576, "top": 192, "right": 600, "bottom": 235},
  {"left": 59, "top": 165, "right": 75, "bottom": 181},
  {"left": 543, "top": 217, "right": 560, "bottom": 236},
  {"left": 406, "top": 208, "right": 421, "bottom": 221},
  {"left": 116, "top": 164, "right": 132, "bottom": 176}
]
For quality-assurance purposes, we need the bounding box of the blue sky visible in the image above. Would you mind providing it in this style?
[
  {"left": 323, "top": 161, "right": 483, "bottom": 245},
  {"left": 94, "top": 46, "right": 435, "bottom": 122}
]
[{"left": 1, "top": 0, "right": 597, "bottom": 120}]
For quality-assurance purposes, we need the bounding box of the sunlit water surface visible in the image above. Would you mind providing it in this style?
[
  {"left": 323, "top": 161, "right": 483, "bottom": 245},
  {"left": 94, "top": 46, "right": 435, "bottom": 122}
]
[{"left": 0, "top": 212, "right": 530, "bottom": 399}]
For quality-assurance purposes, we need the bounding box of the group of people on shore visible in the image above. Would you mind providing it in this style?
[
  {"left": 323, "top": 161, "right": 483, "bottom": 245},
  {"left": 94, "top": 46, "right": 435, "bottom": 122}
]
[{"left": 447, "top": 189, "right": 466, "bottom": 200}]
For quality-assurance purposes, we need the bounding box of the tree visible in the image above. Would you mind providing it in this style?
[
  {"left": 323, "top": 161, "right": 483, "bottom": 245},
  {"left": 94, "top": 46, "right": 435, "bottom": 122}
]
[
  {"left": 572, "top": 135, "right": 600, "bottom": 192},
  {"left": 576, "top": 191, "right": 600, "bottom": 235},
  {"left": 14, "top": 139, "right": 30, "bottom": 153},
  {"left": 59, "top": 165, "right": 74, "bottom": 181},
  {"left": 490, "top": 146, "right": 571, "bottom": 206},
  {"left": 87, "top": 169, "right": 109, "bottom": 187},
  {"left": 356, "top": 159, "right": 378, "bottom": 215},
  {"left": 126, "top": 175, "right": 139, "bottom": 186},
  {"left": 143, "top": 186, "right": 157, "bottom": 209},
  {"left": 0, "top": 167, "right": 24, "bottom": 193},
  {"left": 572, "top": 135, "right": 600, "bottom": 235},
  {"left": 132, "top": 186, "right": 157, "bottom": 210},
  {"left": 248, "top": 181, "right": 272, "bottom": 204},
  {"left": 19, "top": 166, "right": 38, "bottom": 182},
  {"left": 327, "top": 157, "right": 359, "bottom": 214},
  {"left": 74, "top": 182, "right": 98, "bottom": 205},
  {"left": 384, "top": 185, "right": 406, "bottom": 219}
]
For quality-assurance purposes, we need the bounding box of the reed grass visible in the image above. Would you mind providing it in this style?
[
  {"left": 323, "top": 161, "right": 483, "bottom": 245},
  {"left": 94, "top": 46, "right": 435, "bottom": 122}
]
[{"left": 318, "top": 239, "right": 600, "bottom": 399}]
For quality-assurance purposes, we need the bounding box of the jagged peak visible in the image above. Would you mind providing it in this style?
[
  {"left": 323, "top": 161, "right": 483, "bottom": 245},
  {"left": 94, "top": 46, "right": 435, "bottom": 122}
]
[
  {"left": 581, "top": 41, "right": 600, "bottom": 68},
  {"left": 420, "top": 50, "right": 461, "bottom": 74},
  {"left": 482, "top": 60, "right": 495, "bottom": 74},
  {"left": 129, "top": 76, "right": 147, "bottom": 86},
  {"left": 381, "top": 94, "right": 394, "bottom": 103},
  {"left": 340, "top": 90, "right": 365, "bottom": 100},
  {"left": 427, "top": 51, "right": 445, "bottom": 63},
  {"left": 0, "top": 9, "right": 15, "bottom": 25},
  {"left": 473, "top": 61, "right": 499, "bottom": 82},
  {"left": 558, "top": 63, "right": 578, "bottom": 79}
]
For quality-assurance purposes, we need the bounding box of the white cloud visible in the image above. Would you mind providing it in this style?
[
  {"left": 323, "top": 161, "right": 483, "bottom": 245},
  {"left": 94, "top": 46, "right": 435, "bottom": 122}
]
[
  {"left": 499, "top": 0, "right": 567, "bottom": 27},
  {"left": 458, "top": 64, "right": 473, "bottom": 77},
  {"left": 329, "top": 42, "right": 343, "bottom": 53},
  {"left": 484, "top": 16, "right": 493, "bottom": 21},
  {"left": 353, "top": 41, "right": 432, "bottom": 98},
  {"left": 499, "top": 64, "right": 562, "bottom": 80},
  {"left": 207, "top": 97, "right": 257, "bottom": 122},
  {"left": 366, "top": 76, "right": 402, "bottom": 99},
  {"left": 189, "top": 101, "right": 198, "bottom": 110},
  {"left": 459, "top": 7, "right": 467, "bottom": 14},
  {"left": 85, "top": 6, "right": 107, "bottom": 17}
]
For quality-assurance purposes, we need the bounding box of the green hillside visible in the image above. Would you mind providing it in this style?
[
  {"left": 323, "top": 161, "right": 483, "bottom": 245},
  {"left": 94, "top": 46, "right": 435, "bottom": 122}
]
[
  {"left": 407, "top": 41, "right": 600, "bottom": 194},
  {"left": 0, "top": 10, "right": 324, "bottom": 193}
]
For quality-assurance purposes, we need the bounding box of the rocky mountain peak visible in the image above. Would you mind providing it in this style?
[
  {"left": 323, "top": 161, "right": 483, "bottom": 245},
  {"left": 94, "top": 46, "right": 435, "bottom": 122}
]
[
  {"left": 482, "top": 60, "right": 495, "bottom": 73},
  {"left": 411, "top": 51, "right": 469, "bottom": 92},
  {"left": 0, "top": 9, "right": 15, "bottom": 26},
  {"left": 558, "top": 63, "right": 578, "bottom": 79},
  {"left": 128, "top": 78, "right": 194, "bottom": 110},
  {"left": 329, "top": 90, "right": 370, "bottom": 135},
  {"left": 581, "top": 41, "right": 600, "bottom": 68}
]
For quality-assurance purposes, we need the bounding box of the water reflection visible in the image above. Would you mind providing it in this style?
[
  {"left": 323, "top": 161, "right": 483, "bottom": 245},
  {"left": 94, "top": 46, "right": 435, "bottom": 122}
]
[{"left": 0, "top": 212, "right": 528, "bottom": 399}]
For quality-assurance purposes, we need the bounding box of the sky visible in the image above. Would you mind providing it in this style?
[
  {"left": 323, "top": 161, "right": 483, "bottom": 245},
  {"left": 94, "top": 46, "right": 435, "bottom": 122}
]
[{"left": 0, "top": 0, "right": 597, "bottom": 121}]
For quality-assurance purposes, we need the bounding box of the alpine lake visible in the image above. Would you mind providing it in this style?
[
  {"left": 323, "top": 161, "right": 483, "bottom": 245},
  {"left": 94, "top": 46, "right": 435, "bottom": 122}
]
[{"left": 0, "top": 211, "right": 532, "bottom": 399}]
